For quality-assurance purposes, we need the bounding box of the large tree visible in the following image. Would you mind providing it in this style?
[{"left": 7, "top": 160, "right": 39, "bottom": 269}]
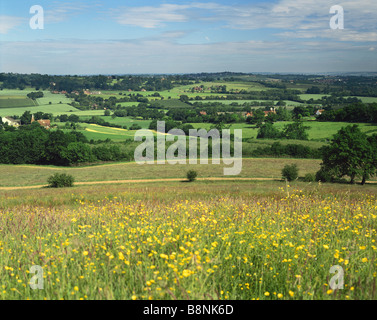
[{"left": 320, "top": 125, "right": 374, "bottom": 184}]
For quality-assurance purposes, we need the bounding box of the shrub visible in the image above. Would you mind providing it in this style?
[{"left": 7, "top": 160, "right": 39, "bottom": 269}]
[
  {"left": 48, "top": 173, "right": 74, "bottom": 188},
  {"left": 303, "top": 173, "right": 316, "bottom": 182},
  {"left": 315, "top": 167, "right": 334, "bottom": 183},
  {"left": 129, "top": 124, "right": 142, "bottom": 131},
  {"left": 187, "top": 170, "right": 198, "bottom": 182},
  {"left": 282, "top": 164, "right": 299, "bottom": 182}
]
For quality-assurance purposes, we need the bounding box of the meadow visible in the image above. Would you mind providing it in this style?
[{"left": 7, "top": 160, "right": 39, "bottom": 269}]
[
  {"left": 0, "top": 181, "right": 376, "bottom": 300},
  {"left": 0, "top": 158, "right": 322, "bottom": 188},
  {"left": 1, "top": 77, "right": 377, "bottom": 301}
]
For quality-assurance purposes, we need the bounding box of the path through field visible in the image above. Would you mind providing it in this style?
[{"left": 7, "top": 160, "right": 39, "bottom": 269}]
[{"left": 0, "top": 177, "right": 278, "bottom": 190}]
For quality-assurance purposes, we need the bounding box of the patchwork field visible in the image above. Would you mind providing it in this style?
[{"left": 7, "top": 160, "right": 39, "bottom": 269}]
[{"left": 0, "top": 89, "right": 78, "bottom": 117}]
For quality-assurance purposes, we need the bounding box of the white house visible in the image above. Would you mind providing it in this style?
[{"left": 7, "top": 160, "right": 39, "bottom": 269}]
[{"left": 2, "top": 117, "right": 21, "bottom": 127}]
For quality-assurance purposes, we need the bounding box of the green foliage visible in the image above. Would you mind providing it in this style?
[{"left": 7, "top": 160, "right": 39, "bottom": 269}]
[
  {"left": 282, "top": 164, "right": 299, "bottom": 182},
  {"left": 320, "top": 125, "right": 376, "bottom": 184},
  {"left": 27, "top": 91, "right": 44, "bottom": 100},
  {"left": 257, "top": 120, "right": 310, "bottom": 141},
  {"left": 315, "top": 167, "right": 335, "bottom": 183},
  {"left": 303, "top": 173, "right": 316, "bottom": 182},
  {"left": 281, "top": 120, "right": 309, "bottom": 140},
  {"left": 257, "top": 123, "right": 282, "bottom": 139},
  {"left": 187, "top": 170, "right": 198, "bottom": 182},
  {"left": 20, "top": 111, "right": 32, "bottom": 125},
  {"left": 47, "top": 173, "right": 74, "bottom": 188},
  {"left": 61, "top": 142, "right": 96, "bottom": 165},
  {"left": 249, "top": 108, "right": 265, "bottom": 128},
  {"left": 129, "top": 123, "right": 142, "bottom": 131}
]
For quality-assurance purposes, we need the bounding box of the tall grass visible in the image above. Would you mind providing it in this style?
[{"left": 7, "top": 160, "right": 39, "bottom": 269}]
[{"left": 0, "top": 182, "right": 376, "bottom": 300}]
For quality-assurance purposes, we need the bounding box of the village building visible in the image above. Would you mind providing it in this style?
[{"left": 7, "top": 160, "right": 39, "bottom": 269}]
[
  {"left": 1, "top": 117, "right": 21, "bottom": 127},
  {"left": 31, "top": 115, "right": 51, "bottom": 129}
]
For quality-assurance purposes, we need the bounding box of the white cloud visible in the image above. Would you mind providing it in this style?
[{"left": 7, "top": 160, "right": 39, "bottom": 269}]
[
  {"left": 112, "top": 4, "right": 192, "bottom": 28},
  {"left": 44, "top": 1, "right": 97, "bottom": 24},
  {"left": 0, "top": 35, "right": 372, "bottom": 75},
  {"left": 0, "top": 16, "right": 25, "bottom": 34},
  {"left": 110, "top": 0, "right": 377, "bottom": 44}
]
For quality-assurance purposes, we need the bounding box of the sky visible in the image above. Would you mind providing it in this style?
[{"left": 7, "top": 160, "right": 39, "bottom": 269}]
[{"left": 0, "top": 0, "right": 376, "bottom": 75}]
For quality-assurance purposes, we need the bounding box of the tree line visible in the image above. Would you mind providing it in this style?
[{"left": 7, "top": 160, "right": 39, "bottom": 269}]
[{"left": 0, "top": 123, "right": 129, "bottom": 166}]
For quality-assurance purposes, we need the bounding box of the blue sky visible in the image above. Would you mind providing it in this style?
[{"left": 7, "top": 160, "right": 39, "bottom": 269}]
[{"left": 0, "top": 0, "right": 376, "bottom": 74}]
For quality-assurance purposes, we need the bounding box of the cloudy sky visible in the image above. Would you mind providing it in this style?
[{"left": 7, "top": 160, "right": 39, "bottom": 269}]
[{"left": 0, "top": 0, "right": 376, "bottom": 74}]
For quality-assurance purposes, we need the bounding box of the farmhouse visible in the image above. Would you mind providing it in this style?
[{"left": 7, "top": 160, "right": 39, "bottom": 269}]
[
  {"left": 245, "top": 108, "right": 276, "bottom": 118},
  {"left": 31, "top": 115, "right": 51, "bottom": 129},
  {"left": 2, "top": 117, "right": 21, "bottom": 127},
  {"left": 37, "top": 120, "right": 51, "bottom": 129},
  {"left": 316, "top": 109, "right": 325, "bottom": 116}
]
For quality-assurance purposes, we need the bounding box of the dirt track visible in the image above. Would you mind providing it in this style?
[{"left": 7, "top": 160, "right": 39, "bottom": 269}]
[
  {"left": 0, "top": 177, "right": 277, "bottom": 191},
  {"left": 1, "top": 177, "right": 375, "bottom": 191}
]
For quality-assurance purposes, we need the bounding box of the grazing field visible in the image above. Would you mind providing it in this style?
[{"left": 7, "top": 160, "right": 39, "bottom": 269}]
[{"left": 0, "top": 181, "right": 376, "bottom": 300}]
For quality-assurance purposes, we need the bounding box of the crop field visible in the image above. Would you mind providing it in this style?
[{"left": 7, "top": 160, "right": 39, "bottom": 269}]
[
  {"left": 0, "top": 104, "right": 80, "bottom": 117},
  {"left": 0, "top": 181, "right": 376, "bottom": 300},
  {"left": 51, "top": 120, "right": 377, "bottom": 144},
  {"left": 188, "top": 122, "right": 377, "bottom": 141},
  {"left": 0, "top": 89, "right": 78, "bottom": 117},
  {"left": 79, "top": 116, "right": 151, "bottom": 129}
]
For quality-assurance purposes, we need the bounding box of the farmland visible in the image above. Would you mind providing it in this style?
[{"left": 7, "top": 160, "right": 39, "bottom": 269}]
[{"left": 1, "top": 72, "right": 377, "bottom": 301}]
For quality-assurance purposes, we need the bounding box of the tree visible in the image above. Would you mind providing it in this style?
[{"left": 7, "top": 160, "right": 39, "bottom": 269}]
[
  {"left": 187, "top": 170, "right": 198, "bottom": 182},
  {"left": 257, "top": 123, "right": 282, "bottom": 139},
  {"left": 20, "top": 111, "right": 32, "bottom": 125},
  {"left": 282, "top": 164, "right": 299, "bottom": 181},
  {"left": 249, "top": 109, "right": 265, "bottom": 128},
  {"left": 179, "top": 95, "right": 190, "bottom": 103},
  {"left": 48, "top": 173, "right": 74, "bottom": 188},
  {"left": 282, "top": 120, "right": 309, "bottom": 140},
  {"left": 320, "top": 125, "right": 371, "bottom": 184},
  {"left": 61, "top": 142, "right": 95, "bottom": 165},
  {"left": 361, "top": 134, "right": 377, "bottom": 185}
]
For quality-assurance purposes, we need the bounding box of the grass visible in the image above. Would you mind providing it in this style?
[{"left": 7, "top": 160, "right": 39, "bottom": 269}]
[
  {"left": 0, "top": 97, "right": 36, "bottom": 109},
  {"left": 0, "top": 181, "right": 376, "bottom": 300},
  {"left": 0, "top": 158, "right": 324, "bottom": 187},
  {"left": 0, "top": 105, "right": 80, "bottom": 117},
  {"left": 0, "top": 89, "right": 79, "bottom": 117}
]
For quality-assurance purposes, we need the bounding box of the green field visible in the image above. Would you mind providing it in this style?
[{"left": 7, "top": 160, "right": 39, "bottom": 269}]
[
  {"left": 0, "top": 89, "right": 78, "bottom": 117},
  {"left": 0, "top": 158, "right": 323, "bottom": 188}
]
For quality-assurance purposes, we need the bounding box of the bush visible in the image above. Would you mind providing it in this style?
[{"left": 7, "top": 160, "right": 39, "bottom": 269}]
[
  {"left": 315, "top": 167, "right": 334, "bottom": 183},
  {"left": 47, "top": 173, "right": 74, "bottom": 188},
  {"left": 282, "top": 164, "right": 299, "bottom": 181},
  {"left": 187, "top": 170, "right": 198, "bottom": 182},
  {"left": 303, "top": 173, "right": 316, "bottom": 182}
]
